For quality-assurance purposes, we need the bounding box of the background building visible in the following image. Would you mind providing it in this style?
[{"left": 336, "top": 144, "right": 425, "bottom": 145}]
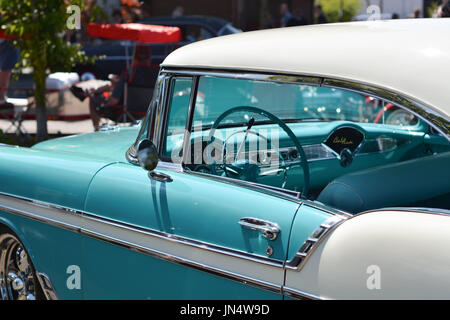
[
  {"left": 358, "top": 0, "right": 425, "bottom": 18},
  {"left": 119, "top": 0, "right": 315, "bottom": 31}
]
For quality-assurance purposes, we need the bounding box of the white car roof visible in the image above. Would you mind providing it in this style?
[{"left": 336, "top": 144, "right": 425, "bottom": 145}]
[{"left": 162, "top": 19, "right": 450, "bottom": 118}]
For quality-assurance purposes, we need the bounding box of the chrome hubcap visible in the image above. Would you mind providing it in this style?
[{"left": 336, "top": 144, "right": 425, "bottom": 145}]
[{"left": 0, "top": 234, "right": 37, "bottom": 300}]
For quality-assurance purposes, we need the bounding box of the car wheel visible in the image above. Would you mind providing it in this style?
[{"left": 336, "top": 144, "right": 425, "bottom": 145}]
[{"left": 0, "top": 230, "right": 43, "bottom": 300}]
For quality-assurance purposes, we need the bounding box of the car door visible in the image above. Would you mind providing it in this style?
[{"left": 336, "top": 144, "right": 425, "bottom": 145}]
[{"left": 80, "top": 76, "right": 297, "bottom": 299}]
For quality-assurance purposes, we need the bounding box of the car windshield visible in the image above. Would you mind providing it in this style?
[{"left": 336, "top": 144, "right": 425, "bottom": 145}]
[
  {"left": 218, "top": 24, "right": 242, "bottom": 36},
  {"left": 191, "top": 76, "right": 417, "bottom": 130}
]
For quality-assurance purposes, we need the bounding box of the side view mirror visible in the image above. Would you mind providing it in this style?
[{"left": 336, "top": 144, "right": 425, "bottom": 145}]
[
  {"left": 136, "top": 139, "right": 173, "bottom": 182},
  {"left": 137, "top": 139, "right": 159, "bottom": 172}
]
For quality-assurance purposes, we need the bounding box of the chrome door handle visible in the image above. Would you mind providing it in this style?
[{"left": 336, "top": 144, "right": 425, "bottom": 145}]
[{"left": 238, "top": 217, "right": 280, "bottom": 241}]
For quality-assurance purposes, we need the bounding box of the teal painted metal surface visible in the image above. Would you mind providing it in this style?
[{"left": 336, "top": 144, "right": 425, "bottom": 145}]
[
  {"left": 81, "top": 234, "right": 282, "bottom": 300},
  {"left": 82, "top": 163, "right": 305, "bottom": 298},
  {"left": 0, "top": 145, "right": 110, "bottom": 210},
  {"left": 32, "top": 126, "right": 140, "bottom": 163},
  {"left": 85, "top": 163, "right": 300, "bottom": 261}
]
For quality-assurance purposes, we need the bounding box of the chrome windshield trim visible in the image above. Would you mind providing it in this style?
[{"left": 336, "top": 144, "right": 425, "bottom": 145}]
[
  {"left": 160, "top": 68, "right": 449, "bottom": 138},
  {"left": 160, "top": 68, "right": 322, "bottom": 86}
]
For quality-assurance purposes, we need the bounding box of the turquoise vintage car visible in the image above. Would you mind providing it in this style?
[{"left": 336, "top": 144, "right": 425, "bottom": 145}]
[{"left": 0, "top": 19, "right": 449, "bottom": 300}]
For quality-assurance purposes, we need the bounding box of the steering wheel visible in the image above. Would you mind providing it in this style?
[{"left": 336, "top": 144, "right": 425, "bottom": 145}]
[
  {"left": 205, "top": 106, "right": 310, "bottom": 199},
  {"left": 219, "top": 127, "right": 289, "bottom": 188}
]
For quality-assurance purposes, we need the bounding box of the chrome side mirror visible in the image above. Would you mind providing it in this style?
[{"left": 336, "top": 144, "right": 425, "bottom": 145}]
[
  {"left": 137, "top": 139, "right": 159, "bottom": 172},
  {"left": 136, "top": 139, "right": 172, "bottom": 182}
]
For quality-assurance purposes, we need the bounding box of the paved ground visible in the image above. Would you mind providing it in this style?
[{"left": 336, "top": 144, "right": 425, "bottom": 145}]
[{"left": 0, "top": 119, "right": 94, "bottom": 135}]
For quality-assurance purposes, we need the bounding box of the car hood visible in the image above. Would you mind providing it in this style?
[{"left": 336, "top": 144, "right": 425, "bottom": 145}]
[{"left": 32, "top": 126, "right": 139, "bottom": 163}]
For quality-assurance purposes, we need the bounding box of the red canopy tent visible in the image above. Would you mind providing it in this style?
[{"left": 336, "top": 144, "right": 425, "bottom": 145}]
[
  {"left": 0, "top": 29, "right": 20, "bottom": 40},
  {"left": 87, "top": 23, "right": 181, "bottom": 43},
  {"left": 87, "top": 23, "right": 182, "bottom": 123}
]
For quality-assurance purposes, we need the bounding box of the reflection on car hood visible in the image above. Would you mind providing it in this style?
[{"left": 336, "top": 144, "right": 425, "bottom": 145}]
[{"left": 32, "top": 126, "right": 139, "bottom": 163}]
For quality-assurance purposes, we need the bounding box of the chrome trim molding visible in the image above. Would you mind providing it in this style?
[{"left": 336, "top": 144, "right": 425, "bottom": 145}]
[
  {"left": 285, "top": 214, "right": 347, "bottom": 272},
  {"left": 125, "top": 144, "right": 139, "bottom": 165},
  {"left": 160, "top": 68, "right": 449, "bottom": 138},
  {"left": 161, "top": 68, "right": 322, "bottom": 87},
  {"left": 282, "top": 286, "right": 322, "bottom": 300},
  {"left": 238, "top": 217, "right": 280, "bottom": 241},
  {"left": 0, "top": 192, "right": 284, "bottom": 268},
  {"left": 80, "top": 226, "right": 282, "bottom": 294},
  {"left": 185, "top": 169, "right": 304, "bottom": 204},
  {"left": 81, "top": 210, "right": 285, "bottom": 268},
  {"left": 36, "top": 272, "right": 58, "bottom": 300},
  {"left": 0, "top": 192, "right": 285, "bottom": 294},
  {"left": 358, "top": 207, "right": 450, "bottom": 218}
]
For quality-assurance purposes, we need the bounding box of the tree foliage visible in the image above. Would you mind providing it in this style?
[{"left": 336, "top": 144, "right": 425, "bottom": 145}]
[
  {"left": 0, "top": 0, "right": 93, "bottom": 141},
  {"left": 317, "top": 0, "right": 362, "bottom": 22}
]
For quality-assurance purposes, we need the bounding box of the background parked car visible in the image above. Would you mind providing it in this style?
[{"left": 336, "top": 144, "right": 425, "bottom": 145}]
[{"left": 73, "top": 16, "right": 242, "bottom": 81}]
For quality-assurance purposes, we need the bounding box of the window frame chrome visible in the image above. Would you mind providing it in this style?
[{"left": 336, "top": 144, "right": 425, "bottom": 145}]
[
  {"left": 160, "top": 67, "right": 449, "bottom": 138},
  {"left": 127, "top": 67, "right": 450, "bottom": 203}
]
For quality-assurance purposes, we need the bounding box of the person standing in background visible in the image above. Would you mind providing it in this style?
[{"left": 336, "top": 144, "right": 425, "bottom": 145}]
[
  {"left": 0, "top": 39, "right": 19, "bottom": 107},
  {"left": 280, "top": 3, "right": 292, "bottom": 27},
  {"left": 314, "top": 5, "right": 328, "bottom": 24},
  {"left": 172, "top": 6, "right": 184, "bottom": 18}
]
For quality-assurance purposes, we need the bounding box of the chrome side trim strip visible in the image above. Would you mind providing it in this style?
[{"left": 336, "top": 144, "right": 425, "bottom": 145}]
[
  {"left": 0, "top": 192, "right": 284, "bottom": 268},
  {"left": 81, "top": 210, "right": 285, "bottom": 268},
  {"left": 81, "top": 228, "right": 282, "bottom": 294},
  {"left": 0, "top": 192, "right": 284, "bottom": 294},
  {"left": 0, "top": 197, "right": 352, "bottom": 298},
  {"left": 282, "top": 286, "right": 323, "bottom": 300}
]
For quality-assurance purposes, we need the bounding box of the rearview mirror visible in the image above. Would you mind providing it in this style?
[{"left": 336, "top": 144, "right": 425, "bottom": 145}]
[{"left": 137, "top": 139, "right": 159, "bottom": 172}]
